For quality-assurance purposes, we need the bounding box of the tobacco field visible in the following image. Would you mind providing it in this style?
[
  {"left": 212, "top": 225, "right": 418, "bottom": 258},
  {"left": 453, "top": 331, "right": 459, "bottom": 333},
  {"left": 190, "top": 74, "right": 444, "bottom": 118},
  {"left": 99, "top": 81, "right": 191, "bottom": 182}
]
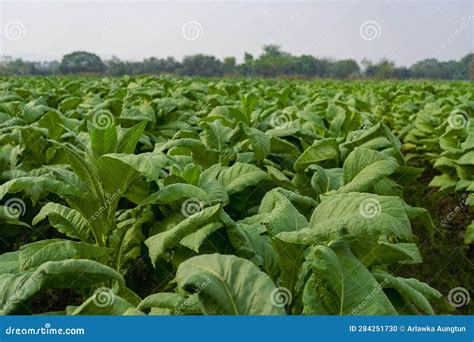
[{"left": 0, "top": 76, "right": 472, "bottom": 315}]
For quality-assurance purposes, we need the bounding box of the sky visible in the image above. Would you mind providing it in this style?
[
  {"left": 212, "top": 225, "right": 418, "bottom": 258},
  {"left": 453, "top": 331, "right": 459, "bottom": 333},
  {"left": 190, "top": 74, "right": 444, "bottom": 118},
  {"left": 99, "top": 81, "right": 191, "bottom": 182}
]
[{"left": 0, "top": 0, "right": 472, "bottom": 67}]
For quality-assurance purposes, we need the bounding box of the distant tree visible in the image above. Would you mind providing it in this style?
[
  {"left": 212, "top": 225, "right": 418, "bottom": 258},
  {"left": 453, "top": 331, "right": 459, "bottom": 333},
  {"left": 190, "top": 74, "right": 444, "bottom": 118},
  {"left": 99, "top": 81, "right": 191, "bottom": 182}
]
[
  {"left": 362, "top": 59, "right": 377, "bottom": 78},
  {"left": 253, "top": 59, "right": 279, "bottom": 77},
  {"left": 361, "top": 58, "right": 372, "bottom": 73},
  {"left": 260, "top": 44, "right": 290, "bottom": 58},
  {"left": 329, "top": 59, "right": 360, "bottom": 78},
  {"left": 456, "top": 53, "right": 474, "bottom": 80},
  {"left": 142, "top": 57, "right": 160, "bottom": 74},
  {"left": 393, "top": 66, "right": 411, "bottom": 79},
  {"left": 369, "top": 59, "right": 396, "bottom": 79},
  {"left": 59, "top": 51, "right": 107, "bottom": 74},
  {"left": 106, "top": 56, "right": 128, "bottom": 76},
  {"left": 241, "top": 52, "right": 255, "bottom": 76},
  {"left": 409, "top": 58, "right": 457, "bottom": 79},
  {"left": 315, "top": 58, "right": 332, "bottom": 77},
  {"left": 1, "top": 46, "right": 472, "bottom": 80},
  {"left": 244, "top": 52, "right": 254, "bottom": 64},
  {"left": 0, "top": 57, "right": 37, "bottom": 75},
  {"left": 30, "top": 61, "right": 59, "bottom": 75},
  {"left": 162, "top": 57, "right": 180, "bottom": 73},
  {"left": 180, "top": 54, "right": 222, "bottom": 77},
  {"left": 251, "top": 45, "right": 294, "bottom": 77},
  {"left": 291, "top": 55, "right": 318, "bottom": 77},
  {"left": 222, "top": 57, "right": 236, "bottom": 75},
  {"left": 138, "top": 57, "right": 180, "bottom": 75}
]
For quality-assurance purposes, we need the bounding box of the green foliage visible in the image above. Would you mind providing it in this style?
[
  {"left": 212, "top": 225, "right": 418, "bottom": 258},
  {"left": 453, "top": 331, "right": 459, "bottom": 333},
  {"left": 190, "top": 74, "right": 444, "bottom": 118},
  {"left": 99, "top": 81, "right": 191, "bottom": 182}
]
[
  {"left": 0, "top": 76, "right": 469, "bottom": 316},
  {"left": 59, "top": 51, "right": 107, "bottom": 74},
  {"left": 2, "top": 48, "right": 472, "bottom": 80}
]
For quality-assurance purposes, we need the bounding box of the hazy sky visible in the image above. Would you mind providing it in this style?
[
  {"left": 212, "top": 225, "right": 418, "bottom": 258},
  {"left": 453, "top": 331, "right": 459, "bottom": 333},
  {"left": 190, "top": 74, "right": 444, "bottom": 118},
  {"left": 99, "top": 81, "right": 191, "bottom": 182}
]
[{"left": 0, "top": 0, "right": 472, "bottom": 66}]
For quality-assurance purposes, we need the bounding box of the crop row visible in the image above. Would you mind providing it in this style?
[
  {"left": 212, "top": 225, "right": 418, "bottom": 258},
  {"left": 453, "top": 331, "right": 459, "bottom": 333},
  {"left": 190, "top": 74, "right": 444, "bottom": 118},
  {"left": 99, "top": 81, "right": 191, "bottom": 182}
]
[{"left": 0, "top": 77, "right": 471, "bottom": 315}]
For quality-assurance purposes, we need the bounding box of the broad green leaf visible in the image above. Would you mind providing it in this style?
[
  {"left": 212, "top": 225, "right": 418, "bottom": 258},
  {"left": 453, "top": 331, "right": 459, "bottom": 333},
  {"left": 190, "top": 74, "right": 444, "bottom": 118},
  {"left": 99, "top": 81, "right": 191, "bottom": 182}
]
[
  {"left": 138, "top": 293, "right": 201, "bottom": 314},
  {"left": 303, "top": 244, "right": 397, "bottom": 315},
  {"left": 310, "top": 166, "right": 343, "bottom": 194},
  {"left": 149, "top": 183, "right": 208, "bottom": 205},
  {"left": 33, "top": 202, "right": 92, "bottom": 242},
  {"left": 259, "top": 190, "right": 308, "bottom": 235},
  {"left": 372, "top": 270, "right": 450, "bottom": 315},
  {"left": 237, "top": 222, "right": 280, "bottom": 280},
  {"left": 19, "top": 239, "right": 110, "bottom": 271},
  {"left": 202, "top": 121, "right": 231, "bottom": 151},
  {"left": 294, "top": 139, "right": 339, "bottom": 171},
  {"left": 336, "top": 147, "right": 398, "bottom": 193},
  {"left": 112, "top": 216, "right": 146, "bottom": 274},
  {"left": 269, "top": 136, "right": 300, "bottom": 157},
  {"left": 70, "top": 293, "right": 143, "bottom": 316},
  {"left": 0, "top": 176, "right": 84, "bottom": 203},
  {"left": 37, "top": 110, "right": 65, "bottom": 140},
  {"left": 358, "top": 239, "right": 422, "bottom": 266},
  {"left": 0, "top": 251, "right": 20, "bottom": 274},
  {"left": 180, "top": 222, "right": 223, "bottom": 252},
  {"left": 101, "top": 153, "right": 168, "bottom": 183},
  {"left": 244, "top": 126, "right": 270, "bottom": 162},
  {"left": 259, "top": 190, "right": 309, "bottom": 296},
  {"left": 117, "top": 121, "right": 147, "bottom": 154},
  {"left": 145, "top": 204, "right": 221, "bottom": 266},
  {"left": 218, "top": 163, "right": 268, "bottom": 194},
  {"left": 90, "top": 125, "right": 118, "bottom": 157},
  {"left": 341, "top": 122, "right": 404, "bottom": 163},
  {"left": 404, "top": 204, "right": 435, "bottom": 236},
  {"left": 175, "top": 254, "right": 286, "bottom": 315},
  {"left": 56, "top": 143, "right": 104, "bottom": 199},
  {"left": 277, "top": 193, "right": 412, "bottom": 246},
  {"left": 428, "top": 174, "right": 458, "bottom": 191},
  {"left": 0, "top": 259, "right": 124, "bottom": 314}
]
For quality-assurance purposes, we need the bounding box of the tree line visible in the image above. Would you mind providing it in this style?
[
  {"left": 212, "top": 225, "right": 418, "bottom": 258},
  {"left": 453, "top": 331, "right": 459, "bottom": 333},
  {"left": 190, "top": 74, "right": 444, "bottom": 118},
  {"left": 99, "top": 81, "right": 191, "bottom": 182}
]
[{"left": 1, "top": 45, "right": 472, "bottom": 80}]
